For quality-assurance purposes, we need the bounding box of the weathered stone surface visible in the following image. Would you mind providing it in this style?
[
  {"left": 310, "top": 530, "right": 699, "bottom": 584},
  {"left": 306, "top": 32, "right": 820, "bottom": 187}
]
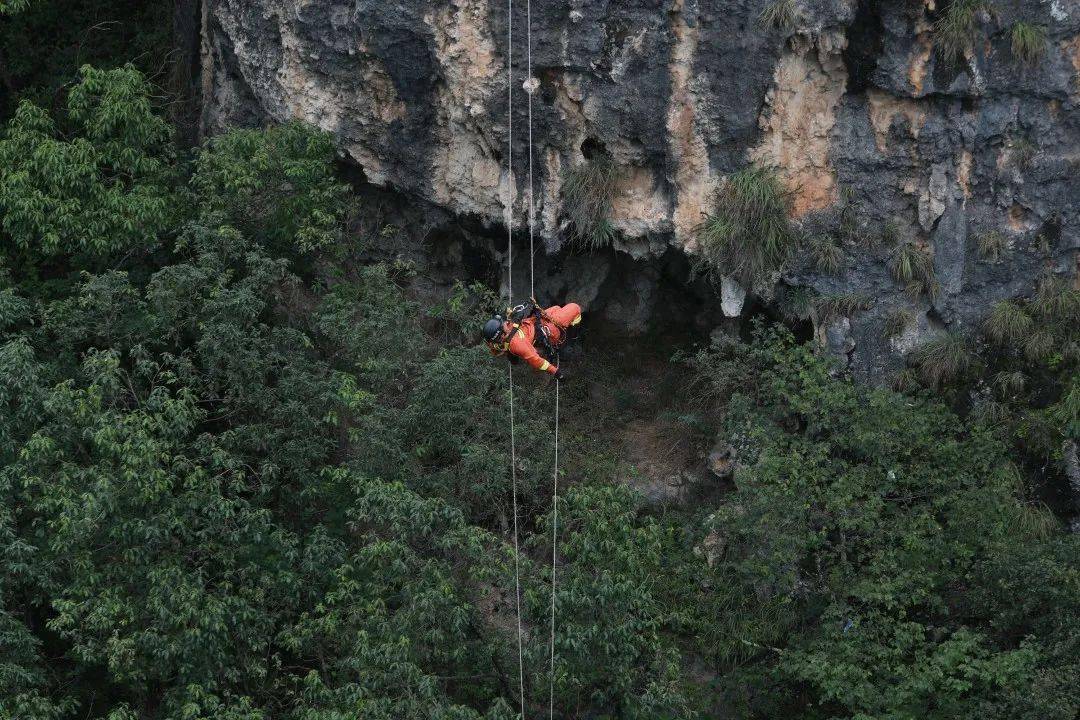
[
  {"left": 720, "top": 276, "right": 746, "bottom": 317},
  {"left": 201, "top": 0, "right": 1080, "bottom": 374}
]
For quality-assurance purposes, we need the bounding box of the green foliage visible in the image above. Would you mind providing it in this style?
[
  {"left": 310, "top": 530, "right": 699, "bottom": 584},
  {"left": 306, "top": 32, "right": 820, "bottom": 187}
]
[
  {"left": 697, "top": 164, "right": 797, "bottom": 288},
  {"left": 935, "top": 0, "right": 991, "bottom": 64},
  {"left": 529, "top": 485, "right": 694, "bottom": 718},
  {"left": 977, "top": 230, "right": 1008, "bottom": 262},
  {"left": 0, "top": 65, "right": 174, "bottom": 257},
  {"left": 814, "top": 292, "right": 872, "bottom": 321},
  {"left": 0, "top": 189, "right": 527, "bottom": 719},
  {"left": 758, "top": 0, "right": 797, "bottom": 31},
  {"left": 889, "top": 241, "right": 940, "bottom": 300},
  {"left": 883, "top": 306, "right": 916, "bottom": 339},
  {"left": 776, "top": 284, "right": 815, "bottom": 323},
  {"left": 0, "top": 0, "right": 33, "bottom": 13},
  {"left": 880, "top": 218, "right": 903, "bottom": 247},
  {"left": 192, "top": 122, "right": 349, "bottom": 253},
  {"left": 686, "top": 325, "right": 1080, "bottom": 719},
  {"left": 984, "top": 300, "right": 1033, "bottom": 345},
  {"left": 807, "top": 234, "right": 844, "bottom": 274},
  {"left": 561, "top": 154, "right": 618, "bottom": 248},
  {"left": 909, "top": 331, "right": 974, "bottom": 389},
  {"left": 1011, "top": 21, "right": 1046, "bottom": 65}
]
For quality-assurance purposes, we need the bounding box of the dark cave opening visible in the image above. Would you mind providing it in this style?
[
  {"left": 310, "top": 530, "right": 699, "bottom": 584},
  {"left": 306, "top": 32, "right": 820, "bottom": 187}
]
[
  {"left": 580, "top": 136, "right": 609, "bottom": 160},
  {"left": 842, "top": 0, "right": 885, "bottom": 94}
]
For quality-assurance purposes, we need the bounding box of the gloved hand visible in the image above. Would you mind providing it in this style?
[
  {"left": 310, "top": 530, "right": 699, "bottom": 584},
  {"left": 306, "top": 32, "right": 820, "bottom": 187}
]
[{"left": 553, "top": 367, "right": 566, "bottom": 382}]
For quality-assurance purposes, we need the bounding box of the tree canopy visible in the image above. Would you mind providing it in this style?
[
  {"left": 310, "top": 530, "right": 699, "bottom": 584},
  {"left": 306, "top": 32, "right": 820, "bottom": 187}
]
[{"left": 0, "top": 47, "right": 1077, "bottom": 720}]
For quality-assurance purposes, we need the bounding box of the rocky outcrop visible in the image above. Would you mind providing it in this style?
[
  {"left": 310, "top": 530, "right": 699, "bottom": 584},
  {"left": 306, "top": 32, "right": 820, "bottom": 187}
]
[{"left": 200, "top": 0, "right": 1080, "bottom": 373}]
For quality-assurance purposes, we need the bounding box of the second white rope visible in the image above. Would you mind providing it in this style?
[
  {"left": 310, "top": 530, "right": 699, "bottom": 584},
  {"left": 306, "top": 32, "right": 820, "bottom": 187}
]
[{"left": 548, "top": 377, "right": 559, "bottom": 720}]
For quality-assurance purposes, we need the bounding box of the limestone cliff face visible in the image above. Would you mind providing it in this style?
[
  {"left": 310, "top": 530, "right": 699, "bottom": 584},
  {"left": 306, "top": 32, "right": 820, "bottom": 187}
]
[{"left": 200, "top": 0, "right": 1080, "bottom": 373}]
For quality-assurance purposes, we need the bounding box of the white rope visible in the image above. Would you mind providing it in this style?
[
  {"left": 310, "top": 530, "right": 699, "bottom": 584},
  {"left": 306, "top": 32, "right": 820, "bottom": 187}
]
[
  {"left": 548, "top": 378, "right": 560, "bottom": 720},
  {"left": 509, "top": 366, "right": 526, "bottom": 719},
  {"left": 526, "top": 0, "right": 535, "bottom": 298},
  {"left": 521, "top": 4, "right": 559, "bottom": 716},
  {"left": 505, "top": 3, "right": 526, "bottom": 718}
]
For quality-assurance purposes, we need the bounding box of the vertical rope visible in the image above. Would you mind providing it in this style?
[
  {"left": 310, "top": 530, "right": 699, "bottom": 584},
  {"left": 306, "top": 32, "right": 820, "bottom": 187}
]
[
  {"left": 506, "top": 0, "right": 514, "bottom": 307},
  {"left": 509, "top": 366, "right": 525, "bottom": 720},
  {"left": 506, "top": 3, "right": 526, "bottom": 719},
  {"left": 548, "top": 378, "right": 560, "bottom": 720},
  {"left": 525, "top": 0, "right": 535, "bottom": 298}
]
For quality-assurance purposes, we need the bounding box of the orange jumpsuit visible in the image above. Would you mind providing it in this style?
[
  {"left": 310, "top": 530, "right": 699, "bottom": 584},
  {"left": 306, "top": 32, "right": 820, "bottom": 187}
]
[{"left": 494, "top": 303, "right": 582, "bottom": 374}]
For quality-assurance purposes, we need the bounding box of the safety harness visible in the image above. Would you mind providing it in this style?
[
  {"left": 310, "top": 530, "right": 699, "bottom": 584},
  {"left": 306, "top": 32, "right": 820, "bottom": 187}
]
[{"left": 506, "top": 300, "right": 561, "bottom": 363}]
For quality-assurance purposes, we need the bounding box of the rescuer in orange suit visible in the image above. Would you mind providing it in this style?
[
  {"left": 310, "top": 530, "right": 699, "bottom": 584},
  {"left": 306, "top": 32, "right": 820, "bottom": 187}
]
[{"left": 483, "top": 300, "right": 582, "bottom": 379}]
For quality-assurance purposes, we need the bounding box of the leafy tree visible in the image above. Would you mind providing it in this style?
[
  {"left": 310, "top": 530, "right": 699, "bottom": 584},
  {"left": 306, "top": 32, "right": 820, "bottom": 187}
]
[
  {"left": 192, "top": 123, "right": 349, "bottom": 254},
  {"left": 529, "top": 484, "right": 694, "bottom": 719},
  {"left": 2, "top": 55, "right": 1078, "bottom": 720},
  {"left": 686, "top": 325, "right": 1079, "bottom": 719},
  {"left": 0, "top": 65, "right": 174, "bottom": 259},
  {"left": 0, "top": 63, "right": 559, "bottom": 719}
]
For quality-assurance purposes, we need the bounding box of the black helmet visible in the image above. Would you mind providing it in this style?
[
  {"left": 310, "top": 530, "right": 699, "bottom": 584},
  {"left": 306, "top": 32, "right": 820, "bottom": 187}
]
[{"left": 483, "top": 316, "right": 505, "bottom": 342}]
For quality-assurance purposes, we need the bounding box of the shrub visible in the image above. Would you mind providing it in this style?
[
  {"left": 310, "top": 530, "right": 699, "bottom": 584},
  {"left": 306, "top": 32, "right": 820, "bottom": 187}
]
[
  {"left": 758, "top": 0, "right": 797, "bottom": 30},
  {"left": 909, "top": 332, "right": 973, "bottom": 389},
  {"left": 977, "top": 231, "right": 1007, "bottom": 263},
  {"left": 0, "top": 0, "right": 33, "bottom": 14},
  {"left": 994, "top": 370, "right": 1027, "bottom": 396},
  {"left": 890, "top": 242, "right": 940, "bottom": 300},
  {"left": 0, "top": 65, "right": 175, "bottom": 256},
  {"left": 192, "top": 122, "right": 349, "bottom": 254},
  {"left": 884, "top": 307, "right": 917, "bottom": 339},
  {"left": 562, "top": 154, "right": 618, "bottom": 249},
  {"left": 685, "top": 324, "right": 1079, "bottom": 720},
  {"left": 1011, "top": 22, "right": 1046, "bottom": 65},
  {"left": 808, "top": 235, "right": 845, "bottom": 274},
  {"left": 814, "top": 293, "right": 872, "bottom": 322},
  {"left": 838, "top": 187, "right": 861, "bottom": 243},
  {"left": 777, "top": 285, "right": 815, "bottom": 322},
  {"left": 983, "top": 300, "right": 1033, "bottom": 345},
  {"left": 881, "top": 219, "right": 903, "bottom": 247},
  {"left": 1031, "top": 274, "right": 1080, "bottom": 322},
  {"left": 1023, "top": 330, "right": 1056, "bottom": 363},
  {"left": 697, "top": 164, "right": 797, "bottom": 288},
  {"left": 935, "top": 0, "right": 991, "bottom": 64}
]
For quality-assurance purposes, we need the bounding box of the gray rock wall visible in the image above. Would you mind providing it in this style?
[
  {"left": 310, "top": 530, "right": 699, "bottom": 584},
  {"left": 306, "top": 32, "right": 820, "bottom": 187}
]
[{"left": 200, "top": 0, "right": 1080, "bottom": 373}]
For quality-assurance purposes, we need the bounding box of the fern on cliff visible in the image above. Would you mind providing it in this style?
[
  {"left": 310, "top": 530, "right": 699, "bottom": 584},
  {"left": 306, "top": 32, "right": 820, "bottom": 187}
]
[
  {"left": 808, "top": 235, "right": 845, "bottom": 274},
  {"left": 890, "top": 242, "right": 940, "bottom": 301},
  {"left": 814, "top": 293, "right": 873, "bottom": 322},
  {"left": 758, "top": 0, "right": 797, "bottom": 31},
  {"left": 976, "top": 230, "right": 1007, "bottom": 263},
  {"left": 884, "top": 307, "right": 917, "bottom": 339},
  {"left": 934, "top": 0, "right": 991, "bottom": 64},
  {"left": 909, "top": 332, "right": 974, "bottom": 389},
  {"left": 562, "top": 155, "right": 618, "bottom": 249},
  {"left": 983, "top": 300, "right": 1032, "bottom": 345},
  {"left": 697, "top": 164, "right": 797, "bottom": 288},
  {"left": 1011, "top": 21, "right": 1046, "bottom": 65}
]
